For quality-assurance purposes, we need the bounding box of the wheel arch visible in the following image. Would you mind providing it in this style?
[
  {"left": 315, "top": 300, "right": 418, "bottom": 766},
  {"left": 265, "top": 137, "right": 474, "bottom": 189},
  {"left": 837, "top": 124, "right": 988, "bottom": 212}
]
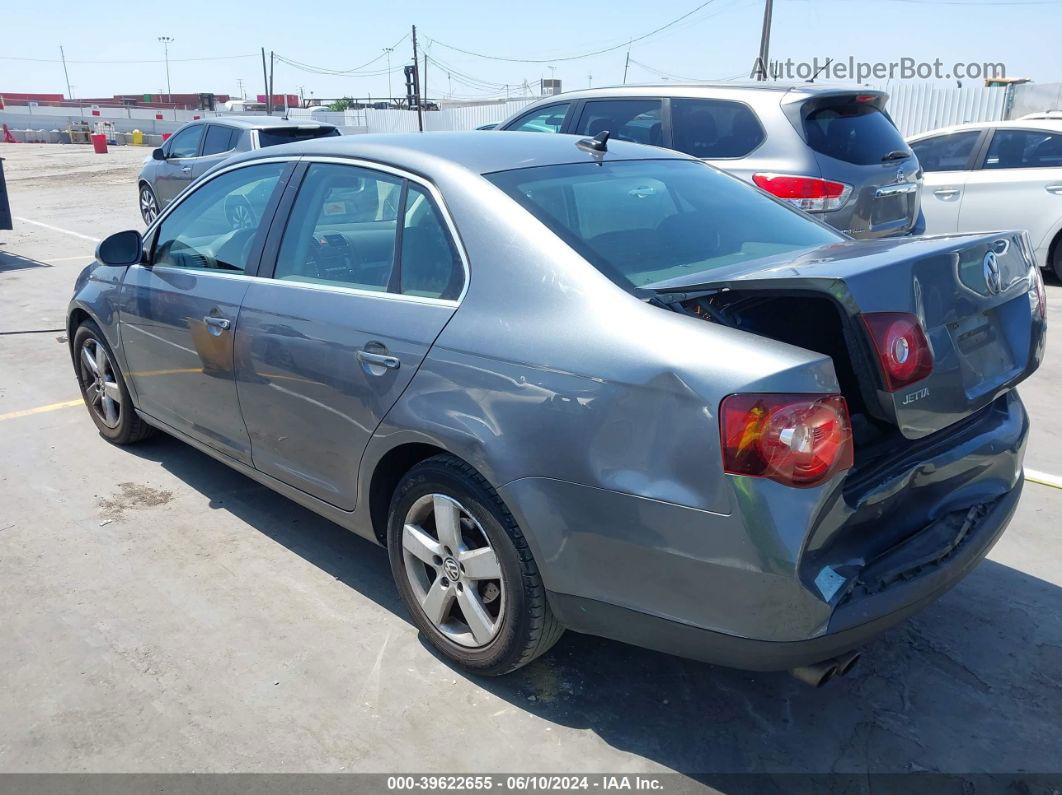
[{"left": 367, "top": 441, "right": 454, "bottom": 545}]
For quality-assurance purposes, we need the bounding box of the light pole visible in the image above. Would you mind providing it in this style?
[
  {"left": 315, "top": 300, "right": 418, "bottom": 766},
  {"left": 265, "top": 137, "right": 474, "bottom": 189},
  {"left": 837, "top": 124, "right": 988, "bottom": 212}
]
[
  {"left": 383, "top": 47, "right": 394, "bottom": 100},
  {"left": 158, "top": 36, "right": 174, "bottom": 99}
]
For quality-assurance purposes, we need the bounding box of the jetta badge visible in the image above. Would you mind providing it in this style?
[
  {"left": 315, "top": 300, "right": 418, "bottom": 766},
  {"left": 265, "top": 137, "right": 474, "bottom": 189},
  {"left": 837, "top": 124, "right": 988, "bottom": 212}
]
[{"left": 983, "top": 251, "right": 1002, "bottom": 295}]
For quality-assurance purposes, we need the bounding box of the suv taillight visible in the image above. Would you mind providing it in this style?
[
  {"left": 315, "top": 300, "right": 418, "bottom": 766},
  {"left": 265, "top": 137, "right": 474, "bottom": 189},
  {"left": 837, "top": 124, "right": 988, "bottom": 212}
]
[
  {"left": 861, "top": 312, "right": 934, "bottom": 391},
  {"left": 752, "top": 173, "right": 853, "bottom": 212},
  {"left": 720, "top": 394, "right": 853, "bottom": 488}
]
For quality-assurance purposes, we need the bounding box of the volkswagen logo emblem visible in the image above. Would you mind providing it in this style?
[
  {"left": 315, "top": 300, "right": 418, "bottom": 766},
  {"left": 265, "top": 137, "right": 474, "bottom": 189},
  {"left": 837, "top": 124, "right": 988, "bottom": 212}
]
[
  {"left": 983, "top": 251, "right": 1002, "bottom": 295},
  {"left": 896, "top": 168, "right": 906, "bottom": 183},
  {"left": 442, "top": 557, "right": 461, "bottom": 582}
]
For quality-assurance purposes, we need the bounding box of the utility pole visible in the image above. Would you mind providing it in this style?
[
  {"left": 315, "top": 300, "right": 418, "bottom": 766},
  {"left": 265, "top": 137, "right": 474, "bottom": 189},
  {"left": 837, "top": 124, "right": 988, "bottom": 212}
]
[
  {"left": 269, "top": 50, "right": 275, "bottom": 114},
  {"left": 261, "top": 47, "right": 271, "bottom": 115},
  {"left": 423, "top": 52, "right": 428, "bottom": 108},
  {"left": 59, "top": 45, "right": 73, "bottom": 100},
  {"left": 411, "top": 25, "right": 423, "bottom": 132},
  {"left": 236, "top": 78, "right": 244, "bottom": 99},
  {"left": 587, "top": 73, "right": 592, "bottom": 88},
  {"left": 623, "top": 49, "right": 630, "bottom": 85},
  {"left": 755, "top": 0, "right": 774, "bottom": 81},
  {"left": 383, "top": 47, "right": 394, "bottom": 101},
  {"left": 158, "top": 36, "right": 174, "bottom": 99}
]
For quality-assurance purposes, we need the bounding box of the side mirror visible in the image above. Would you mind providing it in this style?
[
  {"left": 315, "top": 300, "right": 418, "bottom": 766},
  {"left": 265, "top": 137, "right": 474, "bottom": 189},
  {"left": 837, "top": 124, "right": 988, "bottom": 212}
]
[
  {"left": 152, "top": 147, "right": 165, "bottom": 161},
  {"left": 96, "top": 230, "right": 144, "bottom": 267}
]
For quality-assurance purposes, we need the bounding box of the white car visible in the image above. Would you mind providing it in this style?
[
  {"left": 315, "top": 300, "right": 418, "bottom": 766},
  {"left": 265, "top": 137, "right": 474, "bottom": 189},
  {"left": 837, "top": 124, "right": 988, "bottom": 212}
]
[{"left": 909, "top": 120, "right": 1062, "bottom": 279}]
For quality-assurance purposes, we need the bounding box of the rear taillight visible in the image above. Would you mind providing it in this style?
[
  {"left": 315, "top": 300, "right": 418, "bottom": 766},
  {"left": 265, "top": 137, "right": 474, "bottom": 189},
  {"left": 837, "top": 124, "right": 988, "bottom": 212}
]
[
  {"left": 861, "top": 312, "right": 934, "bottom": 391},
  {"left": 752, "top": 173, "right": 853, "bottom": 212},
  {"left": 720, "top": 394, "right": 853, "bottom": 488},
  {"left": 1030, "top": 266, "right": 1047, "bottom": 322}
]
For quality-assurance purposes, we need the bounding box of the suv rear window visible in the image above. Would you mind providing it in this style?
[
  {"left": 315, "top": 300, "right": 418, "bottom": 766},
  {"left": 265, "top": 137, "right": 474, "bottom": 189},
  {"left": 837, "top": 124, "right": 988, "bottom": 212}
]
[
  {"left": 802, "top": 100, "right": 909, "bottom": 165},
  {"left": 257, "top": 126, "right": 340, "bottom": 147},
  {"left": 487, "top": 160, "right": 841, "bottom": 290}
]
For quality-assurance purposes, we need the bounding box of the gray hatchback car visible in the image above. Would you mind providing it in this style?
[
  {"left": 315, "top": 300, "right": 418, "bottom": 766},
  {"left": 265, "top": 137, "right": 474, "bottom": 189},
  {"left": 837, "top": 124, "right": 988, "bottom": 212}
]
[
  {"left": 138, "top": 116, "right": 339, "bottom": 225},
  {"left": 498, "top": 83, "right": 924, "bottom": 238},
  {"left": 71, "top": 131, "right": 1043, "bottom": 684}
]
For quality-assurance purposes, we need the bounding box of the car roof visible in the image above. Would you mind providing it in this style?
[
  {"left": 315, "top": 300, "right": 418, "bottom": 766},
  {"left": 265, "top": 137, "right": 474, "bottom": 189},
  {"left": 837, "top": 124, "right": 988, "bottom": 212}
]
[
  {"left": 538, "top": 81, "right": 882, "bottom": 99},
  {"left": 231, "top": 130, "right": 693, "bottom": 175},
  {"left": 908, "top": 119, "right": 1062, "bottom": 139},
  {"left": 187, "top": 115, "right": 335, "bottom": 130}
]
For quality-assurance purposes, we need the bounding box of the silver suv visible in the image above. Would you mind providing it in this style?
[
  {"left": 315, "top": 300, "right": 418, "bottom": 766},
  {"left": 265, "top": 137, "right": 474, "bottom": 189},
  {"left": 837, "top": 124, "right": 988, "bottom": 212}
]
[
  {"left": 497, "top": 83, "right": 923, "bottom": 238},
  {"left": 137, "top": 116, "right": 340, "bottom": 225}
]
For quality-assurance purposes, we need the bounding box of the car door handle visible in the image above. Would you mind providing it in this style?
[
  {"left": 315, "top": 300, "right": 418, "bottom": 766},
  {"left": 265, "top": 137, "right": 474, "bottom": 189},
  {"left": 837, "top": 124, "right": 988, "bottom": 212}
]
[
  {"left": 1046, "top": 184, "right": 1062, "bottom": 195},
  {"left": 204, "top": 316, "right": 231, "bottom": 330},
  {"left": 181, "top": 166, "right": 192, "bottom": 173},
  {"left": 357, "top": 350, "right": 400, "bottom": 370},
  {"left": 933, "top": 188, "right": 960, "bottom": 197}
]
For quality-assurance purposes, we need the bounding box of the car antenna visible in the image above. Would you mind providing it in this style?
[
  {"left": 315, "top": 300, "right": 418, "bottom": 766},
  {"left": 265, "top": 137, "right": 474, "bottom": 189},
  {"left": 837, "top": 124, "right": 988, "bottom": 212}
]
[
  {"left": 807, "top": 58, "right": 832, "bottom": 83},
  {"left": 576, "top": 130, "right": 610, "bottom": 153}
]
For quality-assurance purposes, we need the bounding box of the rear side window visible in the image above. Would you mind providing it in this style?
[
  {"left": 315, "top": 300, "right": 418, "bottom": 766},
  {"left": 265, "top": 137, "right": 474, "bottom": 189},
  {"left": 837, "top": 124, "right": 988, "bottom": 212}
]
[
  {"left": 257, "top": 126, "right": 340, "bottom": 147},
  {"left": 802, "top": 100, "right": 909, "bottom": 165},
  {"left": 573, "top": 100, "right": 663, "bottom": 146},
  {"left": 983, "top": 129, "right": 1062, "bottom": 169},
  {"left": 275, "top": 163, "right": 401, "bottom": 291},
  {"left": 202, "top": 125, "right": 237, "bottom": 156},
  {"left": 505, "top": 103, "right": 570, "bottom": 133},
  {"left": 399, "top": 185, "right": 464, "bottom": 300},
  {"left": 671, "top": 99, "right": 765, "bottom": 159},
  {"left": 910, "top": 131, "right": 981, "bottom": 172}
]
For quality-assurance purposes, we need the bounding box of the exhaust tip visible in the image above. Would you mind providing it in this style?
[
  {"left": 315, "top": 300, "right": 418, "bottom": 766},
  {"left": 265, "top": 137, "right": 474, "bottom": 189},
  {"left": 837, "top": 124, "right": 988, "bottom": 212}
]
[
  {"left": 837, "top": 650, "right": 862, "bottom": 677},
  {"left": 790, "top": 661, "right": 839, "bottom": 688}
]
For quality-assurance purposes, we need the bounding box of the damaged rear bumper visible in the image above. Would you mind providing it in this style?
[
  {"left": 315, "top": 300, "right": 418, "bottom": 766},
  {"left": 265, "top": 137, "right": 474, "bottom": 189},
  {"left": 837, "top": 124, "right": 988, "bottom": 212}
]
[{"left": 546, "top": 481, "right": 1019, "bottom": 671}]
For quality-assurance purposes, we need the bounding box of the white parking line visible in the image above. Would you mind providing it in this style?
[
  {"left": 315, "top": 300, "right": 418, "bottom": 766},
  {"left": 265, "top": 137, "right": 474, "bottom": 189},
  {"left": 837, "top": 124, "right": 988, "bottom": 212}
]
[
  {"left": 14, "top": 217, "right": 100, "bottom": 243},
  {"left": 1026, "top": 469, "right": 1062, "bottom": 490},
  {"left": 47, "top": 254, "right": 95, "bottom": 263}
]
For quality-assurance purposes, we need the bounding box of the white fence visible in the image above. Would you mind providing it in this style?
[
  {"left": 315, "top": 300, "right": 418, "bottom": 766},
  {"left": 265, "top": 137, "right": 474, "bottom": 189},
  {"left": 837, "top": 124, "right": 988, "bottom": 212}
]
[
  {"left": 874, "top": 83, "right": 1008, "bottom": 136},
  {"left": 287, "top": 100, "right": 535, "bottom": 134}
]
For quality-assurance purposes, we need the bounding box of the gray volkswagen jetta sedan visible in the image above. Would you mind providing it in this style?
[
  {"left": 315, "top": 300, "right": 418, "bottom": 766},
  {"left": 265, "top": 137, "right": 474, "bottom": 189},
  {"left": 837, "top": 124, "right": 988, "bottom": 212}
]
[{"left": 69, "top": 131, "right": 1045, "bottom": 684}]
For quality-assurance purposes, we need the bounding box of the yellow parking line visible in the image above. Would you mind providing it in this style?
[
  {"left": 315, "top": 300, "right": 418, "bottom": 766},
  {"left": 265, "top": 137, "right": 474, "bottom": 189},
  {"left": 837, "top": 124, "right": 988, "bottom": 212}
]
[
  {"left": 0, "top": 398, "right": 83, "bottom": 422},
  {"left": 1026, "top": 469, "right": 1062, "bottom": 490}
]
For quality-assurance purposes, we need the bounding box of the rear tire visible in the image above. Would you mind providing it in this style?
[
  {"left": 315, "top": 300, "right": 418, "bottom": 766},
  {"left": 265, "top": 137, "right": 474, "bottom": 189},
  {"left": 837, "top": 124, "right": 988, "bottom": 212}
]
[
  {"left": 73, "top": 320, "right": 154, "bottom": 445},
  {"left": 387, "top": 454, "right": 563, "bottom": 675},
  {"left": 139, "top": 183, "right": 160, "bottom": 226}
]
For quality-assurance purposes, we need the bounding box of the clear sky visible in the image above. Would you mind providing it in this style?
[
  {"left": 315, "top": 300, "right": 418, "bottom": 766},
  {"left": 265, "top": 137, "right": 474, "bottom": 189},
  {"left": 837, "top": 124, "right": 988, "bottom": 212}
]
[{"left": 3, "top": 0, "right": 1061, "bottom": 101}]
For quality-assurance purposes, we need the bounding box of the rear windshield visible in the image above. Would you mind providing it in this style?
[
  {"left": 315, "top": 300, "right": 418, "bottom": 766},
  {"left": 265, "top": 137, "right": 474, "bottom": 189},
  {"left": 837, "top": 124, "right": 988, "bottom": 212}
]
[
  {"left": 802, "top": 101, "right": 909, "bottom": 165},
  {"left": 257, "top": 126, "right": 340, "bottom": 147},
  {"left": 486, "top": 160, "right": 842, "bottom": 290}
]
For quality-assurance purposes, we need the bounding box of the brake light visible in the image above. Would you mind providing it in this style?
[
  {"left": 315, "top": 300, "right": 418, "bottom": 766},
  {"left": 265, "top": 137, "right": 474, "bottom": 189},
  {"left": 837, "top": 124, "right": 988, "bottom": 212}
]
[
  {"left": 720, "top": 394, "right": 853, "bottom": 488},
  {"left": 752, "top": 173, "right": 853, "bottom": 212},
  {"left": 862, "top": 312, "right": 934, "bottom": 391}
]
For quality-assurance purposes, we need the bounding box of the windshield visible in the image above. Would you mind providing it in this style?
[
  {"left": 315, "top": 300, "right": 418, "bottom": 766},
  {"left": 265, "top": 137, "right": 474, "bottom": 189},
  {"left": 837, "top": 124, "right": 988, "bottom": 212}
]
[{"left": 486, "top": 159, "right": 842, "bottom": 290}]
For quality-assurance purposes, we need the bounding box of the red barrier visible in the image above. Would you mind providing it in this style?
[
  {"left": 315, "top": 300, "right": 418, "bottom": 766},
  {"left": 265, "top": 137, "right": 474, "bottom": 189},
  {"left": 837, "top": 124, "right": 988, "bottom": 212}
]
[
  {"left": 2, "top": 123, "right": 16, "bottom": 144},
  {"left": 161, "top": 132, "right": 171, "bottom": 142},
  {"left": 90, "top": 133, "right": 108, "bottom": 154}
]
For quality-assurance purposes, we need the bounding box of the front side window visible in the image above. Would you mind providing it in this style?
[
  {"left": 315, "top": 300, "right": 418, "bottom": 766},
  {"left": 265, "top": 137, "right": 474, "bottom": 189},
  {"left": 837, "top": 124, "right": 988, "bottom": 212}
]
[
  {"left": 983, "top": 129, "right": 1062, "bottom": 169},
  {"left": 487, "top": 160, "right": 842, "bottom": 290},
  {"left": 505, "top": 103, "right": 570, "bottom": 133},
  {"left": 671, "top": 99, "right": 764, "bottom": 159},
  {"left": 573, "top": 99, "right": 663, "bottom": 146},
  {"left": 202, "top": 125, "right": 237, "bottom": 156},
  {"left": 153, "top": 162, "right": 285, "bottom": 272},
  {"left": 274, "top": 163, "right": 402, "bottom": 291},
  {"left": 399, "top": 185, "right": 463, "bottom": 299},
  {"left": 166, "top": 125, "right": 204, "bottom": 159},
  {"left": 910, "top": 131, "right": 981, "bottom": 172}
]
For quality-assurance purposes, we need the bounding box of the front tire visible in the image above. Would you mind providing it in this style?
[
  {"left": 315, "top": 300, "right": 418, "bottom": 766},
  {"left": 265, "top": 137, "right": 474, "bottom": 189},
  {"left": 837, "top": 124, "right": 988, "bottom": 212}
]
[
  {"left": 73, "top": 320, "right": 154, "bottom": 445},
  {"left": 387, "top": 455, "right": 563, "bottom": 675}
]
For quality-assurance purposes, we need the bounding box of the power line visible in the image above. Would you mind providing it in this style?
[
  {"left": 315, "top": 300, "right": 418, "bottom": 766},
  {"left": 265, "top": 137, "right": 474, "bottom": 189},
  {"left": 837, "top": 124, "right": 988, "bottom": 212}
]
[
  {"left": 272, "top": 33, "right": 409, "bottom": 76},
  {"left": 0, "top": 53, "right": 257, "bottom": 64},
  {"left": 427, "top": 0, "right": 724, "bottom": 63}
]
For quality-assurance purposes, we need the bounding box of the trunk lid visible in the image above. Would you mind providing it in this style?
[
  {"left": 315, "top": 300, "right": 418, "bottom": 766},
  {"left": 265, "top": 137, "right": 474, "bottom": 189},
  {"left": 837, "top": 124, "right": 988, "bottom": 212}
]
[{"left": 649, "top": 231, "right": 1046, "bottom": 438}]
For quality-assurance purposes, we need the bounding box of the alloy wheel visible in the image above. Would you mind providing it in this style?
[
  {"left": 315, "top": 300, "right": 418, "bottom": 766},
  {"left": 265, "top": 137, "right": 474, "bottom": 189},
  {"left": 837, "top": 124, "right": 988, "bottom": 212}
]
[
  {"left": 401, "top": 493, "right": 505, "bottom": 648},
  {"left": 140, "top": 187, "right": 159, "bottom": 224},
  {"left": 228, "top": 200, "right": 255, "bottom": 230},
  {"left": 79, "top": 338, "right": 122, "bottom": 429}
]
